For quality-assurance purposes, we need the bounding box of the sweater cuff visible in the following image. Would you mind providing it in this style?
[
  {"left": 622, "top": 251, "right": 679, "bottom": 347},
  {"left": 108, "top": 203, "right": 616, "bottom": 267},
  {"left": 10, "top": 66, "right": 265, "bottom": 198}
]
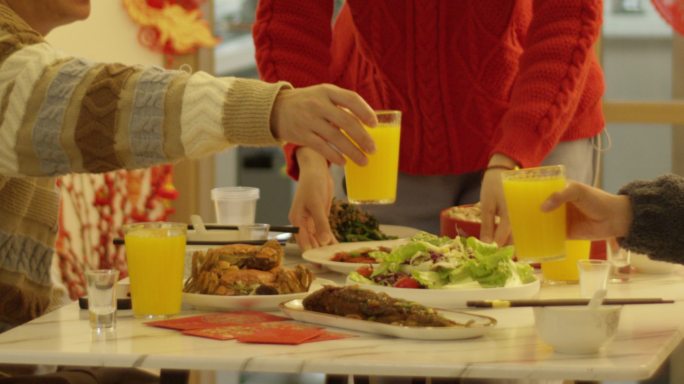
[
  {"left": 222, "top": 79, "right": 292, "bottom": 146},
  {"left": 617, "top": 174, "right": 684, "bottom": 263}
]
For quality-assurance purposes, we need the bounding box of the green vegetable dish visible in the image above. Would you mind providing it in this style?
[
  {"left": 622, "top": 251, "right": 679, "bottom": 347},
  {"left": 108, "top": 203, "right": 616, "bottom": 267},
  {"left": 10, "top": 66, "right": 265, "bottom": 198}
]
[
  {"left": 329, "top": 199, "right": 397, "bottom": 242},
  {"left": 348, "top": 233, "right": 536, "bottom": 289}
]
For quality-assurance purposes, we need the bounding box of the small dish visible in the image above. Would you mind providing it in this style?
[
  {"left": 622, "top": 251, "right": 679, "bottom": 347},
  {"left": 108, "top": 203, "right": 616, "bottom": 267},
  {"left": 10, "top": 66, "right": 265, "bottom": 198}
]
[
  {"left": 440, "top": 204, "right": 491, "bottom": 239},
  {"left": 302, "top": 239, "right": 407, "bottom": 274},
  {"left": 533, "top": 305, "right": 622, "bottom": 354},
  {"left": 279, "top": 299, "right": 496, "bottom": 340},
  {"left": 182, "top": 278, "right": 334, "bottom": 311}
]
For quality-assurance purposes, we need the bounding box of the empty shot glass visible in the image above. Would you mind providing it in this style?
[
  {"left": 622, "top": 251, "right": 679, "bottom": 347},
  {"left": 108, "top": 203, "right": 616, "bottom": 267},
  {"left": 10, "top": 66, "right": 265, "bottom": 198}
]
[
  {"left": 238, "top": 223, "right": 270, "bottom": 240},
  {"left": 606, "top": 238, "right": 632, "bottom": 283},
  {"left": 577, "top": 259, "right": 610, "bottom": 298},
  {"left": 84, "top": 269, "right": 120, "bottom": 331}
]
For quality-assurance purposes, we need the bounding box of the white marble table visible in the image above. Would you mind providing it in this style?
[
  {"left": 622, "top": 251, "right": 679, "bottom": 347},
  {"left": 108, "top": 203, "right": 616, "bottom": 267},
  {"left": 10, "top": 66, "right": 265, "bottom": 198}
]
[{"left": 0, "top": 270, "right": 683, "bottom": 382}]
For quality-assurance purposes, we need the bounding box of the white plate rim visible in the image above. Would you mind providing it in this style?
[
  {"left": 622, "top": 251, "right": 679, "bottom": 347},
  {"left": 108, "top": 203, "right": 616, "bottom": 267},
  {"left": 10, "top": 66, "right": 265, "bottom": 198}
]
[
  {"left": 378, "top": 224, "right": 422, "bottom": 239},
  {"left": 182, "top": 278, "right": 335, "bottom": 311},
  {"left": 301, "top": 238, "right": 408, "bottom": 274},
  {"left": 279, "top": 299, "right": 496, "bottom": 340},
  {"left": 344, "top": 278, "right": 541, "bottom": 309}
]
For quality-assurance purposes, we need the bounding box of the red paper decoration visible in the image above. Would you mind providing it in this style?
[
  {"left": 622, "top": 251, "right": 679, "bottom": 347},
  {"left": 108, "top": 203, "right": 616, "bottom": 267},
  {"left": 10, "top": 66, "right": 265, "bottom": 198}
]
[{"left": 652, "top": 0, "right": 684, "bottom": 36}]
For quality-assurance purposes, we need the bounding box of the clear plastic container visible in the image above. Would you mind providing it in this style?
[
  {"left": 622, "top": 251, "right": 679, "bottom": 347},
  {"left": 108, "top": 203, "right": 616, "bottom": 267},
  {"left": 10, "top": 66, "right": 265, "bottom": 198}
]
[{"left": 210, "top": 186, "right": 259, "bottom": 225}]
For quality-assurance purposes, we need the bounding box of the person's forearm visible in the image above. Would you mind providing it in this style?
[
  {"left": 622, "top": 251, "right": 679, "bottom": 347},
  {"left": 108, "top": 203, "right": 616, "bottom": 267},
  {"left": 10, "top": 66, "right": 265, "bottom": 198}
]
[
  {"left": 0, "top": 32, "right": 286, "bottom": 177},
  {"left": 296, "top": 147, "right": 329, "bottom": 174}
]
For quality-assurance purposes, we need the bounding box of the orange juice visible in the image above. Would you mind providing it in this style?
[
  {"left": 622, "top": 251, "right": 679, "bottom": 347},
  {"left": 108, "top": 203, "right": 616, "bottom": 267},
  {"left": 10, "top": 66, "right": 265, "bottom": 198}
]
[
  {"left": 124, "top": 223, "right": 186, "bottom": 318},
  {"left": 502, "top": 166, "right": 566, "bottom": 262},
  {"left": 344, "top": 111, "right": 401, "bottom": 204},
  {"left": 541, "top": 240, "right": 591, "bottom": 283}
]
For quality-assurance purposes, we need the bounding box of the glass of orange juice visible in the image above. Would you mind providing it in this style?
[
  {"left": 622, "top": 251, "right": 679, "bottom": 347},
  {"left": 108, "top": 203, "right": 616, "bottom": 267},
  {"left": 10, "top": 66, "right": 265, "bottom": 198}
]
[
  {"left": 123, "top": 222, "right": 186, "bottom": 319},
  {"left": 541, "top": 240, "right": 591, "bottom": 284},
  {"left": 502, "top": 165, "right": 567, "bottom": 263},
  {"left": 344, "top": 110, "right": 401, "bottom": 204}
]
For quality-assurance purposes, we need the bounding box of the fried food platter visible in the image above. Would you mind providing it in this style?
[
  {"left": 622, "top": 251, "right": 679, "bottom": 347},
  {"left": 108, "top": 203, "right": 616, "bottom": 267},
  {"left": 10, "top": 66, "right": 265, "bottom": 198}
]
[
  {"left": 183, "top": 240, "right": 320, "bottom": 311},
  {"left": 279, "top": 298, "right": 496, "bottom": 340}
]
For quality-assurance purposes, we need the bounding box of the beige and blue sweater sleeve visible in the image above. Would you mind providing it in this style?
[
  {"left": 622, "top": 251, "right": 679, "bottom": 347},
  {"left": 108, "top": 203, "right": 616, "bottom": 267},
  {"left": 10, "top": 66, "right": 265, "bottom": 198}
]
[{"left": 0, "top": 7, "right": 289, "bottom": 178}]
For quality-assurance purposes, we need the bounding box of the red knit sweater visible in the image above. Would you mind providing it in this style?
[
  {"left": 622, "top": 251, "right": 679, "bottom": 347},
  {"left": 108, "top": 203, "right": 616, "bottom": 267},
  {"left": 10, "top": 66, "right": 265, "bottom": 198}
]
[{"left": 254, "top": 0, "right": 605, "bottom": 178}]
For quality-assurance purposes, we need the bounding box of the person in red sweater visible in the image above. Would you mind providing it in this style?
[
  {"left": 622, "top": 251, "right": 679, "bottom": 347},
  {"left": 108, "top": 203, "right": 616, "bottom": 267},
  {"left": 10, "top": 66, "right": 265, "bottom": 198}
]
[{"left": 254, "top": 0, "right": 605, "bottom": 250}]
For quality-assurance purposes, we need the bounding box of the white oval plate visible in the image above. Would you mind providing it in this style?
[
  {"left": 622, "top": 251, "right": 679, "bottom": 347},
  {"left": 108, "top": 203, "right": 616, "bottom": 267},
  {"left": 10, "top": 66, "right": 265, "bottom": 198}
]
[
  {"left": 279, "top": 299, "right": 496, "bottom": 340},
  {"left": 302, "top": 239, "right": 408, "bottom": 274},
  {"left": 183, "top": 278, "right": 334, "bottom": 311},
  {"left": 345, "top": 278, "right": 541, "bottom": 309}
]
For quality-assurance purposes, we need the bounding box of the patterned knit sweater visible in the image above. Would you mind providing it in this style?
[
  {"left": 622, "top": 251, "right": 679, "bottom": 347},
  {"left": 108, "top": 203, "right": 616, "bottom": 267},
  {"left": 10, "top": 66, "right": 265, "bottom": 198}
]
[
  {"left": 254, "top": 0, "right": 605, "bottom": 178},
  {"left": 0, "top": 5, "right": 289, "bottom": 330},
  {"left": 618, "top": 174, "right": 684, "bottom": 264}
]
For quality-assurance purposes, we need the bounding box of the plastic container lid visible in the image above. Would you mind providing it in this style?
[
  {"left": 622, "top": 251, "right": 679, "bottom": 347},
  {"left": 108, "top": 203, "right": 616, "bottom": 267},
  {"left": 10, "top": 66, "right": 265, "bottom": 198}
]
[{"left": 211, "top": 186, "right": 259, "bottom": 201}]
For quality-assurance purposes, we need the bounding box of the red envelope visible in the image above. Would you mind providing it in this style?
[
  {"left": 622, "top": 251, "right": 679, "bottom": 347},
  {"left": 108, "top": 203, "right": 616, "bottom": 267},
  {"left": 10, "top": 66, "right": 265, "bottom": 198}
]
[
  {"left": 183, "top": 321, "right": 321, "bottom": 341},
  {"left": 236, "top": 328, "right": 324, "bottom": 345},
  {"left": 304, "top": 331, "right": 356, "bottom": 343},
  {"left": 145, "top": 311, "right": 289, "bottom": 331}
]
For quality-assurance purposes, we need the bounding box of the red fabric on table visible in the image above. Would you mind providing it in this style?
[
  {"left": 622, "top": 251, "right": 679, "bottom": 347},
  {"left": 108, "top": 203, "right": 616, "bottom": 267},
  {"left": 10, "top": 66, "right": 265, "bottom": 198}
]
[{"left": 145, "top": 311, "right": 289, "bottom": 331}]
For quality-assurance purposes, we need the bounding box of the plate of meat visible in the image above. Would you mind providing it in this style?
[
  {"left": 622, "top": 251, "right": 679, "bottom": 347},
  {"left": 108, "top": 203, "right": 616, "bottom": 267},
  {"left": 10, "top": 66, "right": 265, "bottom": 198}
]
[
  {"left": 280, "top": 286, "right": 497, "bottom": 340},
  {"left": 302, "top": 239, "right": 407, "bottom": 274}
]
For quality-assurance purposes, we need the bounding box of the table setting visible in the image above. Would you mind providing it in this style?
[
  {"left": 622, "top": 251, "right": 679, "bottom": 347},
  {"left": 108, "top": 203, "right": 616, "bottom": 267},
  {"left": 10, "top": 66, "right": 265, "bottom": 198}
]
[{"left": 1, "top": 113, "right": 684, "bottom": 383}]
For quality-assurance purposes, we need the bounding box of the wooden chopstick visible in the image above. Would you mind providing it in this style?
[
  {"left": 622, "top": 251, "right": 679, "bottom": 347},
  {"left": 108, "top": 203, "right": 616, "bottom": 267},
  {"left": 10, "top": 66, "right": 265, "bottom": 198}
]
[
  {"left": 187, "top": 224, "right": 299, "bottom": 233},
  {"left": 112, "top": 238, "right": 285, "bottom": 246},
  {"left": 466, "top": 298, "right": 675, "bottom": 308}
]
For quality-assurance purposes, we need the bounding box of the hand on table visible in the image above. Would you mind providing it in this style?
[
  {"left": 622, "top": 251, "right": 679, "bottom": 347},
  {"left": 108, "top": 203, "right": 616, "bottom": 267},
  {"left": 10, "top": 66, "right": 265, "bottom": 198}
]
[
  {"left": 541, "top": 181, "right": 632, "bottom": 240},
  {"left": 289, "top": 148, "right": 338, "bottom": 251},
  {"left": 270, "top": 84, "right": 377, "bottom": 167}
]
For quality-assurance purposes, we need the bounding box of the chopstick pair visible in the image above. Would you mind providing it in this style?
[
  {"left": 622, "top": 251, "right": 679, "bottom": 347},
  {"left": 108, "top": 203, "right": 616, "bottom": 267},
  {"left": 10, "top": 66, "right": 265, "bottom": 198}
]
[
  {"left": 188, "top": 224, "right": 299, "bottom": 234},
  {"left": 112, "top": 238, "right": 285, "bottom": 246},
  {"left": 466, "top": 298, "right": 675, "bottom": 308}
]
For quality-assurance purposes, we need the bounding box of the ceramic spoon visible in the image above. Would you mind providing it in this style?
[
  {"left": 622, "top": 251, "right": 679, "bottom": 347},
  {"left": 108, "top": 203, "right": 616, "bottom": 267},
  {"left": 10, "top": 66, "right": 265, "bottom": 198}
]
[
  {"left": 588, "top": 288, "right": 607, "bottom": 309},
  {"left": 190, "top": 214, "right": 207, "bottom": 233}
]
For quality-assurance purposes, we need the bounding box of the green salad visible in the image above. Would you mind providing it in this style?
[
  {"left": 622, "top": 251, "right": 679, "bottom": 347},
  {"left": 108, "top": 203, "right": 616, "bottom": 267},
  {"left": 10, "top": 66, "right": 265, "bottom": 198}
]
[{"left": 348, "top": 233, "right": 536, "bottom": 289}]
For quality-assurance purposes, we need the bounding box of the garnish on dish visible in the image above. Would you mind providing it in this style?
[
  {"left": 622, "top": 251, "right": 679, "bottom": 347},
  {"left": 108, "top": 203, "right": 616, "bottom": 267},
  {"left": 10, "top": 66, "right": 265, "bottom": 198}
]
[
  {"left": 183, "top": 240, "right": 313, "bottom": 296},
  {"left": 303, "top": 285, "right": 469, "bottom": 327},
  {"left": 348, "top": 233, "right": 536, "bottom": 289}
]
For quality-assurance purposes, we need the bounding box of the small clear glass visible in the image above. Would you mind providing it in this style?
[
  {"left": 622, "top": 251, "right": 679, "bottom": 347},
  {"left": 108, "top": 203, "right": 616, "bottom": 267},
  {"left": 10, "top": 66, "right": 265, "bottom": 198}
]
[
  {"left": 238, "top": 223, "right": 270, "bottom": 240},
  {"left": 606, "top": 238, "right": 632, "bottom": 283},
  {"left": 84, "top": 269, "right": 119, "bottom": 331},
  {"left": 577, "top": 259, "right": 610, "bottom": 298}
]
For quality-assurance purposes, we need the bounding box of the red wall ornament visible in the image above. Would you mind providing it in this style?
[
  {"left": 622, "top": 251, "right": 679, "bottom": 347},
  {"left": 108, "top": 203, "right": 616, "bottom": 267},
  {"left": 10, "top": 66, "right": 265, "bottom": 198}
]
[
  {"left": 123, "top": 0, "right": 219, "bottom": 65},
  {"left": 653, "top": 0, "right": 684, "bottom": 36}
]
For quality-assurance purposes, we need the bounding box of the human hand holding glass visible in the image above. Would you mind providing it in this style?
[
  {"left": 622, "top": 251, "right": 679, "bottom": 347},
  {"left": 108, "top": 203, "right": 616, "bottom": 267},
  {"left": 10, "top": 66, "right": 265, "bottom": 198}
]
[
  {"left": 502, "top": 165, "right": 567, "bottom": 262},
  {"left": 271, "top": 84, "right": 378, "bottom": 167},
  {"left": 540, "top": 181, "right": 632, "bottom": 240},
  {"left": 344, "top": 110, "right": 401, "bottom": 205}
]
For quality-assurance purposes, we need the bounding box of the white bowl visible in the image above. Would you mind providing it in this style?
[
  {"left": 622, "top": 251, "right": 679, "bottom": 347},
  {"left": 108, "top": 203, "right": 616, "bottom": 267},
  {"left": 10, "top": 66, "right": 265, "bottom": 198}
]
[{"left": 533, "top": 305, "right": 622, "bottom": 354}]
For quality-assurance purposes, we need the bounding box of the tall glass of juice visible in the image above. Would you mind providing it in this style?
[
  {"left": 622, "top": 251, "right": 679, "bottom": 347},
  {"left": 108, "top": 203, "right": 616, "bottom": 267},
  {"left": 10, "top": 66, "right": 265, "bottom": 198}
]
[
  {"left": 123, "top": 222, "right": 186, "bottom": 319},
  {"left": 502, "top": 165, "right": 567, "bottom": 263},
  {"left": 541, "top": 239, "right": 591, "bottom": 284},
  {"left": 344, "top": 110, "right": 401, "bottom": 204}
]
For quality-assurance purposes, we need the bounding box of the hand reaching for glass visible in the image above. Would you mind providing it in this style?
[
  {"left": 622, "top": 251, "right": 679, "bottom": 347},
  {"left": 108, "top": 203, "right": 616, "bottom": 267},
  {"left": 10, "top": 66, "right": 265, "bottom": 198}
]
[{"left": 270, "top": 84, "right": 378, "bottom": 167}]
